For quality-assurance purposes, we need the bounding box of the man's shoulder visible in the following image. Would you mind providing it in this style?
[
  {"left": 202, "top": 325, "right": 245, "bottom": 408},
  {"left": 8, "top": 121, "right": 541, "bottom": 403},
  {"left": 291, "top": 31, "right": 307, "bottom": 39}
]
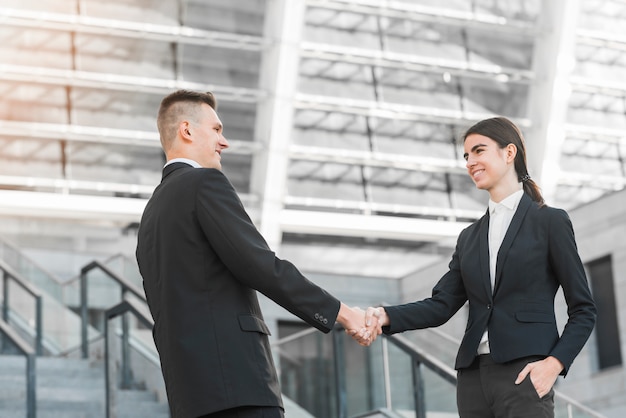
[{"left": 164, "top": 165, "right": 227, "bottom": 183}]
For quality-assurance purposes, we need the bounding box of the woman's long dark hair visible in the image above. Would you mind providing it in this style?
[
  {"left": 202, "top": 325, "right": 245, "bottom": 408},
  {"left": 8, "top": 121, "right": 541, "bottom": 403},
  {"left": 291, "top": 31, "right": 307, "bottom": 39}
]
[{"left": 463, "top": 116, "right": 545, "bottom": 207}]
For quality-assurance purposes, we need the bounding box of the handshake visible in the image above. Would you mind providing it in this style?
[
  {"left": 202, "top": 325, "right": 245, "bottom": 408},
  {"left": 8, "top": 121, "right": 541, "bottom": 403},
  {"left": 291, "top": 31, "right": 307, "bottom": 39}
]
[{"left": 337, "top": 303, "right": 389, "bottom": 347}]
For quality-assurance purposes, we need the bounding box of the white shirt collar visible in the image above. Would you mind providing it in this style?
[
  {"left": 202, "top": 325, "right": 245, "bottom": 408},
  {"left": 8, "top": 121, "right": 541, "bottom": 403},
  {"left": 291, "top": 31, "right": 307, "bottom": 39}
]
[
  {"left": 164, "top": 158, "right": 202, "bottom": 168},
  {"left": 488, "top": 189, "right": 524, "bottom": 215}
]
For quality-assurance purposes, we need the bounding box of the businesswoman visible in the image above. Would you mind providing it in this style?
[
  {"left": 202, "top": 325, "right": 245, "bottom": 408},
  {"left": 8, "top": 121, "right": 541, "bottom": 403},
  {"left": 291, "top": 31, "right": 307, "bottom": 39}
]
[{"left": 364, "top": 117, "right": 596, "bottom": 418}]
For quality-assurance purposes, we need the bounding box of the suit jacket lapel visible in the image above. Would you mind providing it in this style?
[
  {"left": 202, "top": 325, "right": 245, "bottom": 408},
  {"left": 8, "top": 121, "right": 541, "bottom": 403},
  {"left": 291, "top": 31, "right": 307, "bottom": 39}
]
[
  {"left": 478, "top": 212, "right": 492, "bottom": 298},
  {"left": 493, "top": 193, "right": 532, "bottom": 295}
]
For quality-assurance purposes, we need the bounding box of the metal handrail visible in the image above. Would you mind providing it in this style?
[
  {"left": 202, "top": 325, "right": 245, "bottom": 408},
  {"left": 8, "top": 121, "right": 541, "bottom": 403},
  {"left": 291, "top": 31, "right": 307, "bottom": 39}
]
[
  {"left": 0, "top": 236, "right": 66, "bottom": 285},
  {"left": 79, "top": 260, "right": 146, "bottom": 359},
  {"left": 0, "top": 317, "right": 36, "bottom": 418},
  {"left": 104, "top": 298, "right": 155, "bottom": 418},
  {"left": 397, "top": 330, "right": 607, "bottom": 418},
  {"left": 383, "top": 333, "right": 458, "bottom": 385},
  {"left": 321, "top": 326, "right": 456, "bottom": 418},
  {"left": 275, "top": 324, "right": 606, "bottom": 418},
  {"left": 0, "top": 260, "right": 43, "bottom": 355}
]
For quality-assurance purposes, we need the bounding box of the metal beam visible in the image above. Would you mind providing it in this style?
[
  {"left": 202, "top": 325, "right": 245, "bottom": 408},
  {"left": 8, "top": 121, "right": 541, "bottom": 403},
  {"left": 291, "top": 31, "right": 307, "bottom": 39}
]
[
  {"left": 565, "top": 123, "right": 626, "bottom": 144},
  {"left": 0, "top": 7, "right": 264, "bottom": 51},
  {"left": 0, "top": 189, "right": 471, "bottom": 242},
  {"left": 289, "top": 145, "right": 466, "bottom": 174},
  {"left": 305, "top": 0, "right": 536, "bottom": 36},
  {"left": 280, "top": 209, "right": 471, "bottom": 242},
  {"left": 294, "top": 93, "right": 532, "bottom": 127},
  {"left": 0, "top": 190, "right": 147, "bottom": 224},
  {"left": 0, "top": 120, "right": 259, "bottom": 154},
  {"left": 0, "top": 175, "right": 155, "bottom": 197},
  {"left": 524, "top": 0, "right": 580, "bottom": 203},
  {"left": 0, "top": 64, "right": 263, "bottom": 103},
  {"left": 577, "top": 28, "right": 626, "bottom": 51},
  {"left": 284, "top": 195, "right": 483, "bottom": 221},
  {"left": 558, "top": 171, "right": 626, "bottom": 190},
  {"left": 300, "top": 42, "right": 533, "bottom": 83},
  {"left": 250, "top": 0, "right": 306, "bottom": 249},
  {"left": 570, "top": 75, "right": 626, "bottom": 97}
]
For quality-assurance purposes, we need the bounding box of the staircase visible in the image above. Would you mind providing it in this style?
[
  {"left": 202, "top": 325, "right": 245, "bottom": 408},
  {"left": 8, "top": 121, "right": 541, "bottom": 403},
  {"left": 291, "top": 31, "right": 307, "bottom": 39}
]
[
  {"left": 0, "top": 238, "right": 608, "bottom": 418},
  {"left": 0, "top": 355, "right": 169, "bottom": 418}
]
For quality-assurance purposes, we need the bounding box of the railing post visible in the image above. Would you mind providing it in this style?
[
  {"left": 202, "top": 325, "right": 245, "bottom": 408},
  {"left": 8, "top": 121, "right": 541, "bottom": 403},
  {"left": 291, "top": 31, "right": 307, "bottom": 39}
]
[
  {"left": 104, "top": 300, "right": 156, "bottom": 418},
  {"left": 412, "top": 360, "right": 426, "bottom": 418},
  {"left": 1, "top": 271, "right": 7, "bottom": 354},
  {"left": 381, "top": 338, "right": 392, "bottom": 410},
  {"left": 104, "top": 314, "right": 113, "bottom": 418},
  {"left": 120, "top": 288, "right": 131, "bottom": 389},
  {"left": 26, "top": 352, "right": 36, "bottom": 418},
  {"left": 121, "top": 311, "right": 131, "bottom": 389},
  {"left": 35, "top": 295, "right": 43, "bottom": 356},
  {"left": 80, "top": 268, "right": 88, "bottom": 359},
  {"left": 0, "top": 318, "right": 37, "bottom": 417},
  {"left": 332, "top": 328, "right": 347, "bottom": 418},
  {"left": 2, "top": 270, "right": 9, "bottom": 322}
]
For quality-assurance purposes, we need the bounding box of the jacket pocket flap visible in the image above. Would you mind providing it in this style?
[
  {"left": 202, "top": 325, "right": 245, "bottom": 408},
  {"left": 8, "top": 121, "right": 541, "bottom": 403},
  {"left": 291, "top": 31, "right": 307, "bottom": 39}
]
[
  {"left": 516, "top": 311, "right": 553, "bottom": 323},
  {"left": 238, "top": 314, "right": 271, "bottom": 335}
]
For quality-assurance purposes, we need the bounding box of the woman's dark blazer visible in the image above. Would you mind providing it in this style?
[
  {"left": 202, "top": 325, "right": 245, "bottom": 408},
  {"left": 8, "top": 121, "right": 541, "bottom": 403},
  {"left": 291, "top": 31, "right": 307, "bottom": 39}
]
[
  {"left": 136, "top": 163, "right": 341, "bottom": 418},
  {"left": 383, "top": 193, "right": 596, "bottom": 375}
]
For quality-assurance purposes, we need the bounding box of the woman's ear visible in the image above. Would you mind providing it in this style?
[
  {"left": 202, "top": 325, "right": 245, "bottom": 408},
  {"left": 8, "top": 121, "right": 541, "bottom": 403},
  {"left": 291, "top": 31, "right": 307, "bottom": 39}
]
[{"left": 506, "top": 143, "right": 517, "bottom": 163}]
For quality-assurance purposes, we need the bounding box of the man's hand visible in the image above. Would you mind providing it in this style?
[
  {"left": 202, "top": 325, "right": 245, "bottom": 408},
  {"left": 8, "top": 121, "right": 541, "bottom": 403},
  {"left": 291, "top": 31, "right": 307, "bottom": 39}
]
[
  {"left": 337, "top": 304, "right": 380, "bottom": 346},
  {"left": 343, "top": 305, "right": 388, "bottom": 346},
  {"left": 365, "top": 306, "right": 388, "bottom": 333},
  {"left": 514, "top": 356, "right": 563, "bottom": 398}
]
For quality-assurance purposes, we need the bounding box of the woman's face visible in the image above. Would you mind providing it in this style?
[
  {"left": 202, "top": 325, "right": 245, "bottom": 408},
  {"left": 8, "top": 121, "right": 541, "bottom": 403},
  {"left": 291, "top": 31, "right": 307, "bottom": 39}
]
[{"left": 463, "top": 134, "right": 512, "bottom": 192}]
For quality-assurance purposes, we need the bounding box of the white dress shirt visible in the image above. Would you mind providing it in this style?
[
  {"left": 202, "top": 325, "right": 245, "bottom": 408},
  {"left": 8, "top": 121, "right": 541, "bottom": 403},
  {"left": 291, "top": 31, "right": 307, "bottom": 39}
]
[
  {"left": 165, "top": 158, "right": 202, "bottom": 168},
  {"left": 477, "top": 189, "right": 524, "bottom": 354}
]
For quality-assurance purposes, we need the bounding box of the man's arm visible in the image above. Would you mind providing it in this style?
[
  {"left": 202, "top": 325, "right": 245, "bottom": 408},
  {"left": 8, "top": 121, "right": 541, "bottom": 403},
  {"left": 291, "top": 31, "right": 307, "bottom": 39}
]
[{"left": 194, "top": 169, "right": 361, "bottom": 333}]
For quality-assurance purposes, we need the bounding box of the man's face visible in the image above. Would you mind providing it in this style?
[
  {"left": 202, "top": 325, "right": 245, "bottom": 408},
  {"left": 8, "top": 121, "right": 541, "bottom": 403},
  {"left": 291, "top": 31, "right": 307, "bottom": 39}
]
[{"left": 189, "top": 103, "right": 229, "bottom": 169}]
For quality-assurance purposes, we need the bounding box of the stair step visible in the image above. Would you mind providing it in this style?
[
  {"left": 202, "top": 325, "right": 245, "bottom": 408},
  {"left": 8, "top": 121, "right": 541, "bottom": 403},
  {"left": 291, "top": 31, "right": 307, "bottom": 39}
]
[
  {"left": 0, "top": 398, "right": 103, "bottom": 417},
  {"left": 0, "top": 355, "right": 100, "bottom": 374},
  {"left": 0, "top": 354, "right": 168, "bottom": 416},
  {"left": 0, "top": 386, "right": 104, "bottom": 401},
  {"left": 116, "top": 389, "right": 157, "bottom": 403}
]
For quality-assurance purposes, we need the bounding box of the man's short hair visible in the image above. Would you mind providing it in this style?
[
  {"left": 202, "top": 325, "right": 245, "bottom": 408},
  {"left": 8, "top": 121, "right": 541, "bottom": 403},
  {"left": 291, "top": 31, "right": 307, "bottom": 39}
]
[{"left": 156, "top": 90, "right": 217, "bottom": 150}]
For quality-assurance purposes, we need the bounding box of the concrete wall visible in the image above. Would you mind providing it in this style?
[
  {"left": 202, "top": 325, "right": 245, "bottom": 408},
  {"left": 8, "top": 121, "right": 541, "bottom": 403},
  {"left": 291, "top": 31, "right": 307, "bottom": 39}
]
[{"left": 566, "top": 189, "right": 626, "bottom": 417}]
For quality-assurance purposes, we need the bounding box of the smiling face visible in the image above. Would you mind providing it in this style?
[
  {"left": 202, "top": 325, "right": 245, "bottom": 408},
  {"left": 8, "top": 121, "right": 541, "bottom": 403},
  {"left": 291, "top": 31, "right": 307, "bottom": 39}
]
[
  {"left": 463, "top": 133, "right": 518, "bottom": 201},
  {"left": 177, "top": 103, "right": 229, "bottom": 170}
]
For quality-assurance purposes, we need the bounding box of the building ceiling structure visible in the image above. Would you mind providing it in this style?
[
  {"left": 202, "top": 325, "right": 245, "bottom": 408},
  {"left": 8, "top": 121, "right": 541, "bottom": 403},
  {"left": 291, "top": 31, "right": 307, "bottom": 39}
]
[{"left": 0, "top": 0, "right": 624, "bottom": 279}]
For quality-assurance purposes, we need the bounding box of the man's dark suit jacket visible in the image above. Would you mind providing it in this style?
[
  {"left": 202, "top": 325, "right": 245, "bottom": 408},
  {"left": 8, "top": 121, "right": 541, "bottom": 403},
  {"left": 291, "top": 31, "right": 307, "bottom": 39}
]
[
  {"left": 136, "top": 163, "right": 341, "bottom": 418},
  {"left": 383, "top": 193, "right": 596, "bottom": 375}
]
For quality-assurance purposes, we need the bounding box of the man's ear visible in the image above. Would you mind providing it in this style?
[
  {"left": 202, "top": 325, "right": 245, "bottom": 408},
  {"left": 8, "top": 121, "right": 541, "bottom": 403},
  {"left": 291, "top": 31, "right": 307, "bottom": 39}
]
[{"left": 179, "top": 121, "right": 192, "bottom": 141}]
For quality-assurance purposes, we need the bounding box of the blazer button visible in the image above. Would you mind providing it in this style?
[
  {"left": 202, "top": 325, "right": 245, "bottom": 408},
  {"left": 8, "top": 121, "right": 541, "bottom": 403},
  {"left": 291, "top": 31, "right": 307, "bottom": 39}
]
[
  {"left": 323, "top": 318, "right": 328, "bottom": 325},
  {"left": 487, "top": 304, "right": 492, "bottom": 310},
  {"left": 314, "top": 313, "right": 320, "bottom": 320}
]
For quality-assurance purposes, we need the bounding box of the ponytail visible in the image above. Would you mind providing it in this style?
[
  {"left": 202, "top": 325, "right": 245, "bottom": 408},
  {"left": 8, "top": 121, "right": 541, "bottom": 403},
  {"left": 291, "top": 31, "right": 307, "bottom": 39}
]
[{"left": 520, "top": 175, "right": 545, "bottom": 207}]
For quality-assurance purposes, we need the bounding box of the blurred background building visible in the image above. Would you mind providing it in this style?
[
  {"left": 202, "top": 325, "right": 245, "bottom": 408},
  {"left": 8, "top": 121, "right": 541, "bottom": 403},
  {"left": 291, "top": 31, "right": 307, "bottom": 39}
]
[{"left": 0, "top": 0, "right": 624, "bottom": 417}]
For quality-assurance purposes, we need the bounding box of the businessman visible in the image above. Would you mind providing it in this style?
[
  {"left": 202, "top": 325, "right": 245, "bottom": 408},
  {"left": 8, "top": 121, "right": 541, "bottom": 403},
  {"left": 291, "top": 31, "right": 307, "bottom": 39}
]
[{"left": 136, "top": 89, "right": 377, "bottom": 418}]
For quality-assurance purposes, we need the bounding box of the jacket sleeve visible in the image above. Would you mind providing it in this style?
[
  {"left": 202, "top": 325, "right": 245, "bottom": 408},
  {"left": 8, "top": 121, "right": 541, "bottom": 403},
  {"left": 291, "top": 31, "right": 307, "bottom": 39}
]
[
  {"left": 384, "top": 231, "right": 469, "bottom": 334},
  {"left": 194, "top": 169, "right": 340, "bottom": 333},
  {"left": 547, "top": 208, "right": 596, "bottom": 375}
]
